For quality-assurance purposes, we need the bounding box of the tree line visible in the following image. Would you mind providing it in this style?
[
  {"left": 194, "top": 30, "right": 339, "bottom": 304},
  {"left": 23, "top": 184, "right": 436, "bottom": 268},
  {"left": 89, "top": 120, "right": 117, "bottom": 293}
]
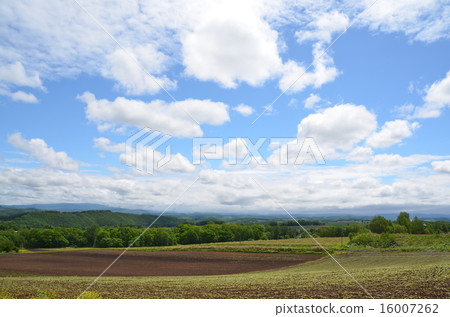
[
  {"left": 0, "top": 222, "right": 300, "bottom": 252},
  {"left": 1, "top": 212, "right": 448, "bottom": 253}
]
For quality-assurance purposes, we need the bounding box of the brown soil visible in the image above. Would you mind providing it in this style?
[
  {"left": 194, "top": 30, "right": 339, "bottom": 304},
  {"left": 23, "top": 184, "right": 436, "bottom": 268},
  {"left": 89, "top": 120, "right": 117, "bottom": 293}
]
[{"left": 0, "top": 250, "right": 322, "bottom": 277}]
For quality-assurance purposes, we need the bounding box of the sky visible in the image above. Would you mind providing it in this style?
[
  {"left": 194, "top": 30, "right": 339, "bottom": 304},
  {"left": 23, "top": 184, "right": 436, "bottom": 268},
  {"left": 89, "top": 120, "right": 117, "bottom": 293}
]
[{"left": 0, "top": 0, "right": 450, "bottom": 215}]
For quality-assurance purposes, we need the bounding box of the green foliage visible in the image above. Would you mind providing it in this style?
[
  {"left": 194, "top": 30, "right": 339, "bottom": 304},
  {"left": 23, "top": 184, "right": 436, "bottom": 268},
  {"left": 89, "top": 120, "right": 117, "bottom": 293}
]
[
  {"left": 396, "top": 212, "right": 411, "bottom": 231},
  {"left": 368, "top": 216, "right": 391, "bottom": 234},
  {"left": 387, "top": 223, "right": 408, "bottom": 233},
  {"left": 0, "top": 235, "right": 19, "bottom": 253},
  {"left": 152, "top": 228, "right": 177, "bottom": 246},
  {"left": 410, "top": 216, "right": 425, "bottom": 234},
  {"left": 348, "top": 232, "right": 397, "bottom": 248},
  {"left": 20, "top": 229, "right": 69, "bottom": 248},
  {"left": 0, "top": 210, "right": 448, "bottom": 250},
  {"left": 0, "top": 210, "right": 182, "bottom": 228}
]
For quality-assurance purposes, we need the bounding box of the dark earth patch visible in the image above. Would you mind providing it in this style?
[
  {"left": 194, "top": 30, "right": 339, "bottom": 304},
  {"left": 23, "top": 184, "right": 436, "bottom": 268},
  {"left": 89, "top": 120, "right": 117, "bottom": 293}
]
[{"left": 0, "top": 250, "right": 322, "bottom": 276}]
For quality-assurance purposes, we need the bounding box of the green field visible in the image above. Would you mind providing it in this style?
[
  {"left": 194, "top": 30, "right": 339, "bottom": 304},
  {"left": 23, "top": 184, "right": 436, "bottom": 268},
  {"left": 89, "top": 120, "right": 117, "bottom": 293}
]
[{"left": 1, "top": 236, "right": 449, "bottom": 299}]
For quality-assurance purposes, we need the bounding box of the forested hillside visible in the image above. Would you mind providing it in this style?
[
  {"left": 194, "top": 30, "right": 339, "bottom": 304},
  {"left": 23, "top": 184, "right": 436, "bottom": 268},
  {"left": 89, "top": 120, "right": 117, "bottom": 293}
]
[{"left": 0, "top": 209, "right": 182, "bottom": 228}]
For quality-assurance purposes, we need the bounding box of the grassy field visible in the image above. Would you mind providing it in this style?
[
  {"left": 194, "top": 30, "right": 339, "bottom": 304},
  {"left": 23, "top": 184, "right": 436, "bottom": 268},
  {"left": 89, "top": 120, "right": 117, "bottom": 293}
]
[
  {"left": 0, "top": 236, "right": 449, "bottom": 299},
  {"left": 0, "top": 251, "right": 448, "bottom": 299}
]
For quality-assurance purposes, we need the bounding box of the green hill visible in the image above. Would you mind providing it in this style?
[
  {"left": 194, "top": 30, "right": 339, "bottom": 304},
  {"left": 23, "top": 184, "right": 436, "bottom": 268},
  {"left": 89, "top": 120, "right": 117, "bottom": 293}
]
[{"left": 0, "top": 209, "right": 182, "bottom": 228}]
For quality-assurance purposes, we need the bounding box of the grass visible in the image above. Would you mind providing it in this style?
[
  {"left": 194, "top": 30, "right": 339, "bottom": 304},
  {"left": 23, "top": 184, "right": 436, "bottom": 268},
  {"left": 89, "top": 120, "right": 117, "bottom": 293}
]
[
  {"left": 123, "top": 237, "right": 349, "bottom": 254},
  {"left": 11, "top": 237, "right": 349, "bottom": 255}
]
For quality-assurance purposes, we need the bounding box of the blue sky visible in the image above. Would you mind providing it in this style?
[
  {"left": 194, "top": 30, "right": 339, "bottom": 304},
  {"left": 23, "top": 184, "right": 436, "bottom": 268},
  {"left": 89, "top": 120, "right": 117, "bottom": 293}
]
[{"left": 1, "top": 0, "right": 450, "bottom": 215}]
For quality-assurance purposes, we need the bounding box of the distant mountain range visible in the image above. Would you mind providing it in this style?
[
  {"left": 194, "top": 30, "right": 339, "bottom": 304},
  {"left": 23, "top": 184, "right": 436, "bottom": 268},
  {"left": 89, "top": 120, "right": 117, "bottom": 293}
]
[
  {"left": 1, "top": 203, "right": 449, "bottom": 225},
  {"left": 8, "top": 203, "right": 154, "bottom": 214}
]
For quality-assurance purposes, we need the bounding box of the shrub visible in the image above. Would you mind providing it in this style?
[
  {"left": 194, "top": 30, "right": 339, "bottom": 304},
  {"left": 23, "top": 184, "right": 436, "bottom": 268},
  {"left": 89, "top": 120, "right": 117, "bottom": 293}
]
[
  {"left": 348, "top": 232, "right": 397, "bottom": 248},
  {"left": 349, "top": 233, "right": 376, "bottom": 246},
  {"left": 376, "top": 233, "right": 397, "bottom": 248}
]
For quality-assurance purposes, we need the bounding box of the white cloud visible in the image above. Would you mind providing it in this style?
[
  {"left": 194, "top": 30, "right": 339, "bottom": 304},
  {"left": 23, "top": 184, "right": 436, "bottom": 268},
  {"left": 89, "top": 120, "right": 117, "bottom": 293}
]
[
  {"left": 0, "top": 89, "right": 38, "bottom": 103},
  {"left": 193, "top": 138, "right": 257, "bottom": 168},
  {"left": 93, "top": 137, "right": 125, "bottom": 153},
  {"left": 9, "top": 90, "right": 38, "bottom": 103},
  {"left": 2, "top": 153, "right": 450, "bottom": 213},
  {"left": 79, "top": 92, "right": 230, "bottom": 138},
  {"left": 412, "top": 70, "right": 450, "bottom": 119},
  {"left": 393, "top": 104, "right": 415, "bottom": 118},
  {"left": 278, "top": 47, "right": 339, "bottom": 93},
  {"left": 357, "top": 0, "right": 449, "bottom": 43},
  {"left": 296, "top": 10, "right": 349, "bottom": 44},
  {"left": 0, "top": 62, "right": 43, "bottom": 103},
  {"left": 182, "top": 1, "right": 282, "bottom": 88},
  {"left": 288, "top": 98, "right": 299, "bottom": 108},
  {"left": 1, "top": 0, "right": 448, "bottom": 97},
  {"left": 102, "top": 47, "right": 176, "bottom": 95},
  {"left": 304, "top": 93, "right": 321, "bottom": 109},
  {"left": 232, "top": 104, "right": 255, "bottom": 116},
  {"left": 432, "top": 160, "right": 450, "bottom": 174},
  {"left": 7, "top": 133, "right": 79, "bottom": 171},
  {"left": 297, "top": 104, "right": 377, "bottom": 156},
  {"left": 346, "top": 146, "right": 373, "bottom": 163},
  {"left": 119, "top": 149, "right": 195, "bottom": 174},
  {"left": 366, "top": 120, "right": 419, "bottom": 149},
  {"left": 93, "top": 136, "right": 195, "bottom": 174},
  {"left": 0, "top": 62, "right": 43, "bottom": 89}
]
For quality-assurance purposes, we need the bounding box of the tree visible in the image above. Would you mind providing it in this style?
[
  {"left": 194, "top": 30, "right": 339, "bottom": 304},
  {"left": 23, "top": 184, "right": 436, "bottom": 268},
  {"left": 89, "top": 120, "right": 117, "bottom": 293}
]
[
  {"left": 153, "top": 228, "right": 176, "bottom": 246},
  {"left": 368, "top": 216, "right": 391, "bottom": 234},
  {"left": 199, "top": 225, "right": 218, "bottom": 243},
  {"left": 387, "top": 223, "right": 408, "bottom": 233},
  {"left": 0, "top": 235, "right": 18, "bottom": 253},
  {"left": 396, "top": 212, "right": 411, "bottom": 232},
  {"left": 180, "top": 226, "right": 200, "bottom": 244},
  {"left": 410, "top": 216, "right": 425, "bottom": 234},
  {"left": 85, "top": 225, "right": 99, "bottom": 247}
]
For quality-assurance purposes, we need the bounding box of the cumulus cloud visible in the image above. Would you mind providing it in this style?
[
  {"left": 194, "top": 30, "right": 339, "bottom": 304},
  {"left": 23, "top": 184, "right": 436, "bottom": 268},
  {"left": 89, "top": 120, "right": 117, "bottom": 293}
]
[
  {"left": 296, "top": 10, "right": 349, "bottom": 44},
  {"left": 346, "top": 146, "right": 373, "bottom": 163},
  {"left": 0, "top": 62, "right": 43, "bottom": 89},
  {"left": 0, "top": 89, "right": 38, "bottom": 103},
  {"left": 412, "top": 70, "right": 450, "bottom": 119},
  {"left": 297, "top": 104, "right": 377, "bottom": 156},
  {"left": 1, "top": 0, "right": 448, "bottom": 96},
  {"left": 93, "top": 137, "right": 125, "bottom": 153},
  {"left": 0, "top": 62, "right": 43, "bottom": 103},
  {"left": 304, "top": 93, "right": 321, "bottom": 109},
  {"left": 119, "top": 148, "right": 195, "bottom": 174},
  {"left": 232, "top": 104, "right": 255, "bottom": 116},
  {"left": 193, "top": 138, "right": 262, "bottom": 168},
  {"left": 357, "top": 0, "right": 449, "bottom": 42},
  {"left": 102, "top": 46, "right": 177, "bottom": 95},
  {"left": 432, "top": 160, "right": 450, "bottom": 174},
  {"left": 366, "top": 120, "right": 420, "bottom": 148},
  {"left": 278, "top": 48, "right": 339, "bottom": 94},
  {"left": 182, "top": 1, "right": 282, "bottom": 88},
  {"left": 7, "top": 133, "right": 79, "bottom": 171},
  {"left": 2, "top": 153, "right": 450, "bottom": 213},
  {"left": 79, "top": 92, "right": 230, "bottom": 138}
]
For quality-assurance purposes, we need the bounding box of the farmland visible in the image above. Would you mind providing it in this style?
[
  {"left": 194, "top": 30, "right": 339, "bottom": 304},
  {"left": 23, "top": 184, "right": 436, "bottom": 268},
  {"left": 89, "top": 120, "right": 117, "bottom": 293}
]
[{"left": 0, "top": 237, "right": 449, "bottom": 299}]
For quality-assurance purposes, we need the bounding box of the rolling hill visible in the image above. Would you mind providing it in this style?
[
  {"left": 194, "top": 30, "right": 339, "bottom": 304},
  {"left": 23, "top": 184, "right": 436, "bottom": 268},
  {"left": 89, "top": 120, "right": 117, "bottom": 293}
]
[{"left": 0, "top": 209, "right": 182, "bottom": 228}]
